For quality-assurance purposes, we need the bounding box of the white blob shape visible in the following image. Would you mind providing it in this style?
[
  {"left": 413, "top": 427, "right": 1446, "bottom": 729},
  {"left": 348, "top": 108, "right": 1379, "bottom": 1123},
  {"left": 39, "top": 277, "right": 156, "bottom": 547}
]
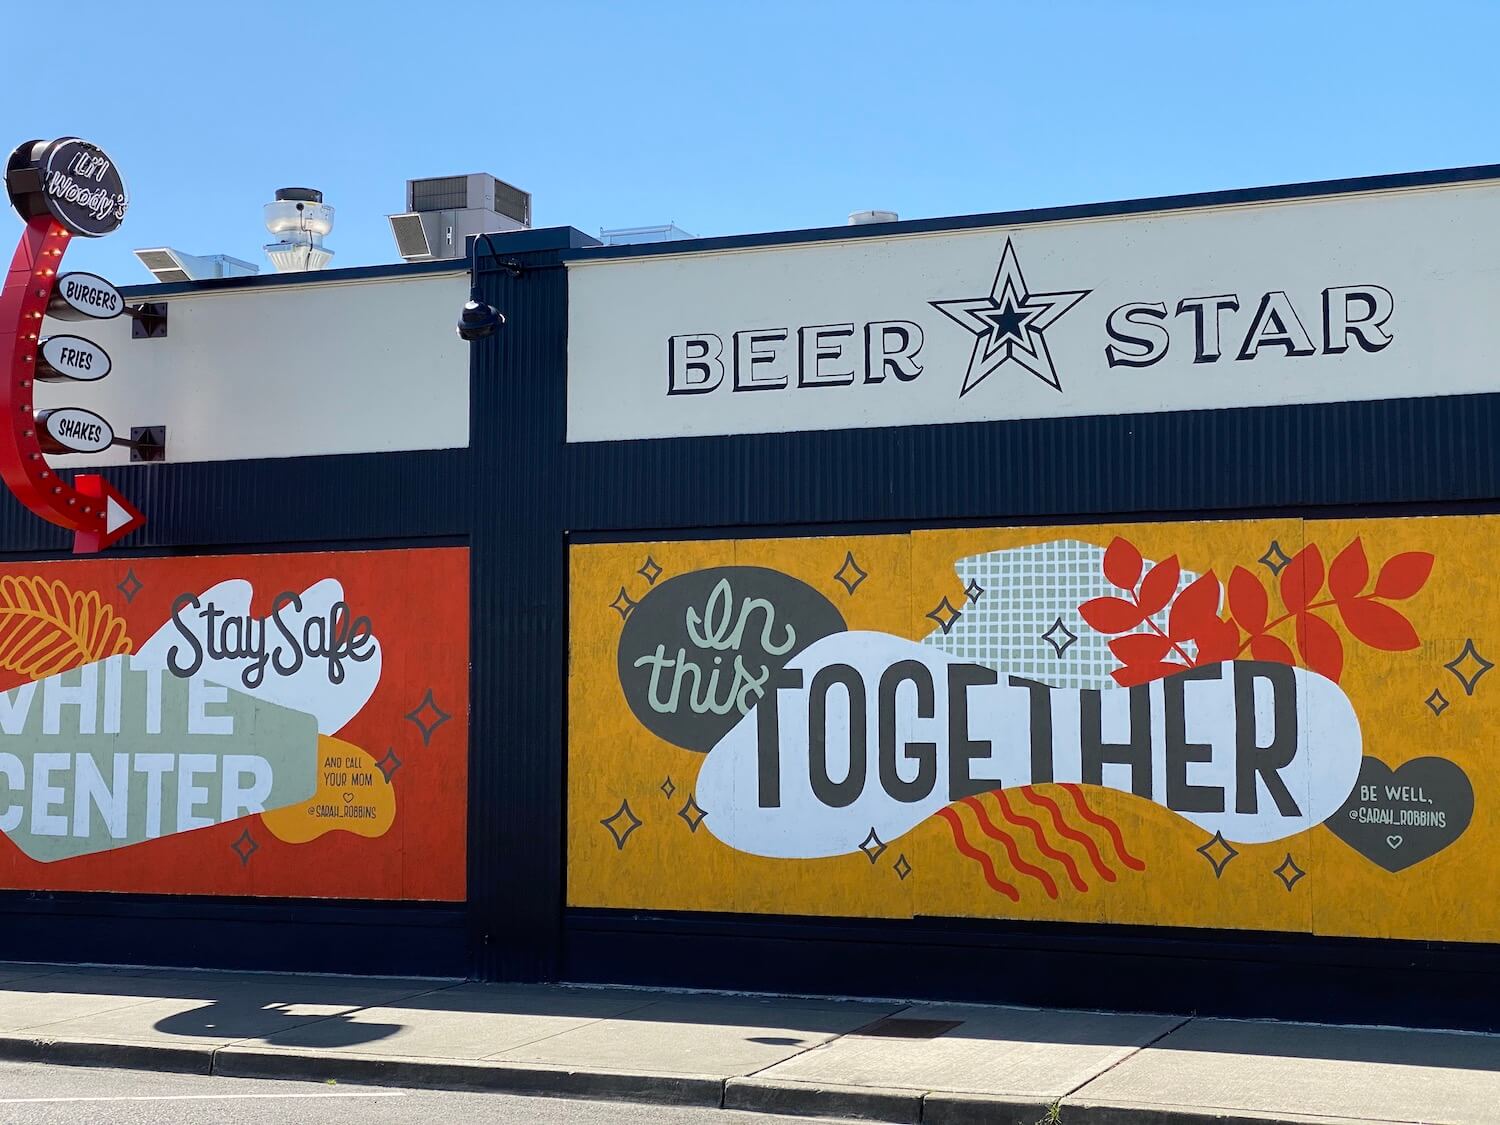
[
  {"left": 696, "top": 631, "right": 1361, "bottom": 858},
  {"left": 134, "top": 578, "right": 381, "bottom": 735}
]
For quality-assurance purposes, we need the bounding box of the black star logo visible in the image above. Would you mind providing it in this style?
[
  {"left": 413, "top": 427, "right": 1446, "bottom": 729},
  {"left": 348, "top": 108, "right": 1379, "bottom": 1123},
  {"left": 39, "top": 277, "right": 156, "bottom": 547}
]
[{"left": 931, "top": 237, "right": 1090, "bottom": 396}]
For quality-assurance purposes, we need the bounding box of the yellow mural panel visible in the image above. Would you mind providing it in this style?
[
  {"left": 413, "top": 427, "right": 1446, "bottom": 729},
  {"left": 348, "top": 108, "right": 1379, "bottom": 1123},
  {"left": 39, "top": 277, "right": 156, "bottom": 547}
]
[{"left": 569, "top": 517, "right": 1497, "bottom": 943}]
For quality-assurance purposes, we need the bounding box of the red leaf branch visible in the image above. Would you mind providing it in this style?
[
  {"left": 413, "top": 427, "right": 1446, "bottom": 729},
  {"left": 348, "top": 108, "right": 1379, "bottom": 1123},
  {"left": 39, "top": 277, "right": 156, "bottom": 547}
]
[{"left": 1082, "top": 535, "right": 1434, "bottom": 687}]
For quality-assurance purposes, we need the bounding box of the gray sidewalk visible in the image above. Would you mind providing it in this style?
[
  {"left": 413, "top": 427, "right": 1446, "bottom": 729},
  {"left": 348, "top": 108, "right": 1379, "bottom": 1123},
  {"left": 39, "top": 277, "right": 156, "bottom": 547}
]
[{"left": 0, "top": 962, "right": 1493, "bottom": 1125}]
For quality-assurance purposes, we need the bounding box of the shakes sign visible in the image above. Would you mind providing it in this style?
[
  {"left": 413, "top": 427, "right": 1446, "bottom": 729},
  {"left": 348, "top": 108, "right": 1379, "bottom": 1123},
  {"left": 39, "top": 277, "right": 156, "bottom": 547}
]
[{"left": 566, "top": 177, "right": 1499, "bottom": 441}]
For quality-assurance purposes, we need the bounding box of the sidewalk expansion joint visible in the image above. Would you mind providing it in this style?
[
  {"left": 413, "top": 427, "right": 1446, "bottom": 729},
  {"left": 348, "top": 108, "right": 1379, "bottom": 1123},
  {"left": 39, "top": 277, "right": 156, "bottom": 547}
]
[{"left": 1061, "top": 1013, "right": 1194, "bottom": 1100}]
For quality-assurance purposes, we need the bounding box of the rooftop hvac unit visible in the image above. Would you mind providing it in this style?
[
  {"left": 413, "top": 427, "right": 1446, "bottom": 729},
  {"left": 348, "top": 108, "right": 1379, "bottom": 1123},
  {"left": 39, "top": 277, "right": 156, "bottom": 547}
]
[{"left": 388, "top": 173, "right": 531, "bottom": 262}]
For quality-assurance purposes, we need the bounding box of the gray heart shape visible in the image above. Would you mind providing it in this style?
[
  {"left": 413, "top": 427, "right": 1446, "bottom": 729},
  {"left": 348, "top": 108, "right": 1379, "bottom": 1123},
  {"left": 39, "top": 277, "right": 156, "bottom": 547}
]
[{"left": 1328, "top": 756, "right": 1473, "bottom": 873}]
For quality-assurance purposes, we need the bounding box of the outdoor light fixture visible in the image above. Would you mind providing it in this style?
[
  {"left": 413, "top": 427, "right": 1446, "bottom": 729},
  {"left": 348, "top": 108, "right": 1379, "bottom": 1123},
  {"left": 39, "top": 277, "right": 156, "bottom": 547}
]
[
  {"left": 456, "top": 297, "right": 504, "bottom": 341},
  {"left": 455, "top": 232, "right": 522, "bottom": 343}
]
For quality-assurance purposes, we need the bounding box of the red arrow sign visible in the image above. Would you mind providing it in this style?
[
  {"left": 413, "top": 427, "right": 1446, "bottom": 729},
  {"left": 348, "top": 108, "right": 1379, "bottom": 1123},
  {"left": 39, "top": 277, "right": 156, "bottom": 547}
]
[
  {"left": 71, "top": 474, "right": 144, "bottom": 553},
  {"left": 0, "top": 214, "right": 146, "bottom": 552}
]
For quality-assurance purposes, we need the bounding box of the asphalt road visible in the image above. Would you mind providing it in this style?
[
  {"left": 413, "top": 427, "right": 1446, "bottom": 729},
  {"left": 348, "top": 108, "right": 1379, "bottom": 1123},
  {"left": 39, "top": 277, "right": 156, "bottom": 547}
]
[{"left": 0, "top": 1061, "right": 837, "bottom": 1125}]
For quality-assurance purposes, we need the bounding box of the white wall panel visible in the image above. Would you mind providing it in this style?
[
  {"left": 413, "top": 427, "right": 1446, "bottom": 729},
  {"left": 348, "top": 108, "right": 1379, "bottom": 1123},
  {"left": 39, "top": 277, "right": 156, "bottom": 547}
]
[
  {"left": 567, "top": 182, "right": 1500, "bottom": 442},
  {"left": 38, "top": 269, "right": 470, "bottom": 466}
]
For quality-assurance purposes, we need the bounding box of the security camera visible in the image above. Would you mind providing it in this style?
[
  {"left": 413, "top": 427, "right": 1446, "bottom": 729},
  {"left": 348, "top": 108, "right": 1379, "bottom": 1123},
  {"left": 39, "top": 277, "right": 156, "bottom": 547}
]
[{"left": 457, "top": 296, "right": 505, "bottom": 342}]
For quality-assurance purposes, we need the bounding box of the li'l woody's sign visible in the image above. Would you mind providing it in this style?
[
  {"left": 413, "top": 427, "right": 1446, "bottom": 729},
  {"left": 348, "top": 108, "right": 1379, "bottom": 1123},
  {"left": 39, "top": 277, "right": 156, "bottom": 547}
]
[{"left": 2, "top": 137, "right": 142, "bottom": 552}]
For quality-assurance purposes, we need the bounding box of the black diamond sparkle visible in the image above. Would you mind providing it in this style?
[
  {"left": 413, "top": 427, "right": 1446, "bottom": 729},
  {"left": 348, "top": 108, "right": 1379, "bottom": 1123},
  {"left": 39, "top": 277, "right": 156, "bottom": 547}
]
[
  {"left": 859, "top": 827, "right": 887, "bottom": 864},
  {"left": 1444, "top": 639, "right": 1494, "bottom": 697},
  {"left": 893, "top": 853, "right": 912, "bottom": 880},
  {"left": 925, "top": 597, "right": 962, "bottom": 635},
  {"left": 404, "top": 689, "right": 451, "bottom": 746},
  {"left": 1274, "top": 853, "right": 1306, "bottom": 891},
  {"left": 834, "top": 551, "right": 868, "bottom": 595},
  {"left": 116, "top": 568, "right": 143, "bottom": 604},
  {"left": 1196, "top": 831, "right": 1238, "bottom": 878},
  {"left": 375, "top": 748, "right": 403, "bottom": 781},
  {"left": 1425, "top": 689, "right": 1450, "bottom": 717},
  {"left": 677, "top": 794, "right": 707, "bottom": 833},
  {"left": 600, "top": 799, "right": 642, "bottom": 850},
  {"left": 637, "top": 556, "right": 663, "bottom": 585},
  {"left": 660, "top": 776, "right": 677, "bottom": 799},
  {"left": 609, "top": 587, "right": 638, "bottom": 621},
  {"left": 1041, "top": 616, "right": 1078, "bottom": 658},
  {"left": 1258, "top": 541, "right": 1293, "bottom": 576},
  {"left": 964, "top": 580, "right": 984, "bottom": 604},
  {"left": 230, "top": 828, "right": 259, "bottom": 867}
]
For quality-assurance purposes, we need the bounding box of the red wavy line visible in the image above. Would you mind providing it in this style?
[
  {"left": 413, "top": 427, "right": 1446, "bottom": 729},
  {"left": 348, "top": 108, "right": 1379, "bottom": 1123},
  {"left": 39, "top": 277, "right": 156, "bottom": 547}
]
[
  {"left": 935, "top": 806, "right": 1020, "bottom": 901},
  {"left": 1060, "top": 783, "right": 1146, "bottom": 871},
  {"left": 994, "top": 790, "right": 1088, "bottom": 893},
  {"left": 1019, "top": 787, "right": 1116, "bottom": 883},
  {"left": 960, "top": 797, "right": 1058, "bottom": 899}
]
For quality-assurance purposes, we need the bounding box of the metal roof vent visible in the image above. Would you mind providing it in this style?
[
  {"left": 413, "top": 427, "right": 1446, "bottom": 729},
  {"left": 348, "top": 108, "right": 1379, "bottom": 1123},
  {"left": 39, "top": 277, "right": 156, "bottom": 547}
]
[
  {"left": 133, "top": 247, "right": 259, "bottom": 282},
  {"left": 848, "top": 209, "right": 899, "bottom": 226},
  {"left": 263, "top": 187, "right": 335, "bottom": 273},
  {"left": 388, "top": 174, "right": 531, "bottom": 262},
  {"left": 134, "top": 249, "right": 190, "bottom": 283},
  {"left": 600, "top": 223, "right": 694, "bottom": 246},
  {"left": 389, "top": 212, "right": 431, "bottom": 259}
]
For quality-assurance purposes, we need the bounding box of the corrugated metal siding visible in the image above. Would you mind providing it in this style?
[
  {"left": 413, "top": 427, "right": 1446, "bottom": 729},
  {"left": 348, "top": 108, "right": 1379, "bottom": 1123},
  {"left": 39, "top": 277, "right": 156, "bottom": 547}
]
[
  {"left": 0, "top": 449, "right": 471, "bottom": 554},
  {"left": 565, "top": 393, "right": 1500, "bottom": 533},
  {"left": 466, "top": 255, "right": 570, "bottom": 981}
]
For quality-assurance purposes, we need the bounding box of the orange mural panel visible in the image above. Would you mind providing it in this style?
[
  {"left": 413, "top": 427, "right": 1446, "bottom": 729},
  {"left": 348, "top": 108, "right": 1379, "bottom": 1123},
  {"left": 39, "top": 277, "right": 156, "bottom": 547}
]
[{"left": 0, "top": 548, "right": 467, "bottom": 901}]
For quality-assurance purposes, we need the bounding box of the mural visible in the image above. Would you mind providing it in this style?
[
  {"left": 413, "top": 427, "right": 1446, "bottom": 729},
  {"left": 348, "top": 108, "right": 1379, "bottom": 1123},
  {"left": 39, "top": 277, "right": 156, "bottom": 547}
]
[
  {"left": 0, "top": 548, "right": 467, "bottom": 900},
  {"left": 569, "top": 520, "right": 1499, "bottom": 942}
]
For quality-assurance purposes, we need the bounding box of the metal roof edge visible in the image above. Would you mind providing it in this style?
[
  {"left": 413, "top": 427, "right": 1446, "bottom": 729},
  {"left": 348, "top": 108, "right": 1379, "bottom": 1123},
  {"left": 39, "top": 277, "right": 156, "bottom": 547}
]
[
  {"left": 561, "top": 163, "right": 1500, "bottom": 264},
  {"left": 117, "top": 258, "right": 466, "bottom": 299}
]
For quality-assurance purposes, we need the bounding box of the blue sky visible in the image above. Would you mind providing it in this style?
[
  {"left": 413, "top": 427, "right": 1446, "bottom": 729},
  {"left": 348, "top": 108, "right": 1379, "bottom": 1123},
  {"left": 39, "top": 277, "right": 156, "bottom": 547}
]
[{"left": 9, "top": 1, "right": 1499, "bottom": 281}]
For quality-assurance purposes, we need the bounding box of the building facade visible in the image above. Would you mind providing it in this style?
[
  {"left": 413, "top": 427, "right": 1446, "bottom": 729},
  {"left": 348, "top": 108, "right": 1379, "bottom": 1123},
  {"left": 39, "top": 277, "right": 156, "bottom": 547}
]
[{"left": 3, "top": 169, "right": 1499, "bottom": 1030}]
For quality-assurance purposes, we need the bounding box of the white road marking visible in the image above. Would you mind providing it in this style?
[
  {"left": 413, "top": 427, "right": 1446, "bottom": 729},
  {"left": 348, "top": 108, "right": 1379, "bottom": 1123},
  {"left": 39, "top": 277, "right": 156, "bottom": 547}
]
[{"left": 0, "top": 1091, "right": 407, "bottom": 1104}]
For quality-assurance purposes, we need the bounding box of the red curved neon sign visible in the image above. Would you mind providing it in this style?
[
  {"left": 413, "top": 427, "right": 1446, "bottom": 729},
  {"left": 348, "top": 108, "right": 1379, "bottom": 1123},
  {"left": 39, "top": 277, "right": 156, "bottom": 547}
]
[{"left": 0, "top": 214, "right": 143, "bottom": 552}]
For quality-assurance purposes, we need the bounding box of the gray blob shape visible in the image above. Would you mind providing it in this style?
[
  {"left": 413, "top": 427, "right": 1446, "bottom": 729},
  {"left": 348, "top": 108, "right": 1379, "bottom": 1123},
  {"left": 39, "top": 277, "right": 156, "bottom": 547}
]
[
  {"left": 618, "top": 566, "right": 845, "bottom": 752},
  {"left": 1327, "top": 755, "right": 1474, "bottom": 873}
]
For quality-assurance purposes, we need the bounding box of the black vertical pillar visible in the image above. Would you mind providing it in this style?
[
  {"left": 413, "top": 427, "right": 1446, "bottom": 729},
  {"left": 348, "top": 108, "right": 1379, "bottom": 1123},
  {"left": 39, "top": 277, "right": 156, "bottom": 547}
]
[{"left": 466, "top": 233, "right": 592, "bottom": 980}]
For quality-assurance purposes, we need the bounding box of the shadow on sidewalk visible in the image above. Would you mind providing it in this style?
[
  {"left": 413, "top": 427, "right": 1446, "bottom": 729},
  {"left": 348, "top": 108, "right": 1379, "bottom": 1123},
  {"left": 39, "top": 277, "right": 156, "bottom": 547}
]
[
  {"left": 0, "top": 963, "right": 1494, "bottom": 1073},
  {"left": 152, "top": 996, "right": 405, "bottom": 1048}
]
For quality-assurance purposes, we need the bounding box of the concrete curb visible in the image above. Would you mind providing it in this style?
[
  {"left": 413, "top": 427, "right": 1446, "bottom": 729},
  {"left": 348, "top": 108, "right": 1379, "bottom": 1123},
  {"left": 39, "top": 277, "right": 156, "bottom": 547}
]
[
  {"left": 213, "top": 1046, "right": 724, "bottom": 1107},
  {"left": 726, "top": 1076, "right": 924, "bottom": 1122},
  {"left": 0, "top": 1035, "right": 1372, "bottom": 1125},
  {"left": 0, "top": 1034, "right": 214, "bottom": 1075},
  {"left": 1063, "top": 1103, "right": 1360, "bottom": 1125},
  {"left": 921, "top": 1092, "right": 1054, "bottom": 1125}
]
